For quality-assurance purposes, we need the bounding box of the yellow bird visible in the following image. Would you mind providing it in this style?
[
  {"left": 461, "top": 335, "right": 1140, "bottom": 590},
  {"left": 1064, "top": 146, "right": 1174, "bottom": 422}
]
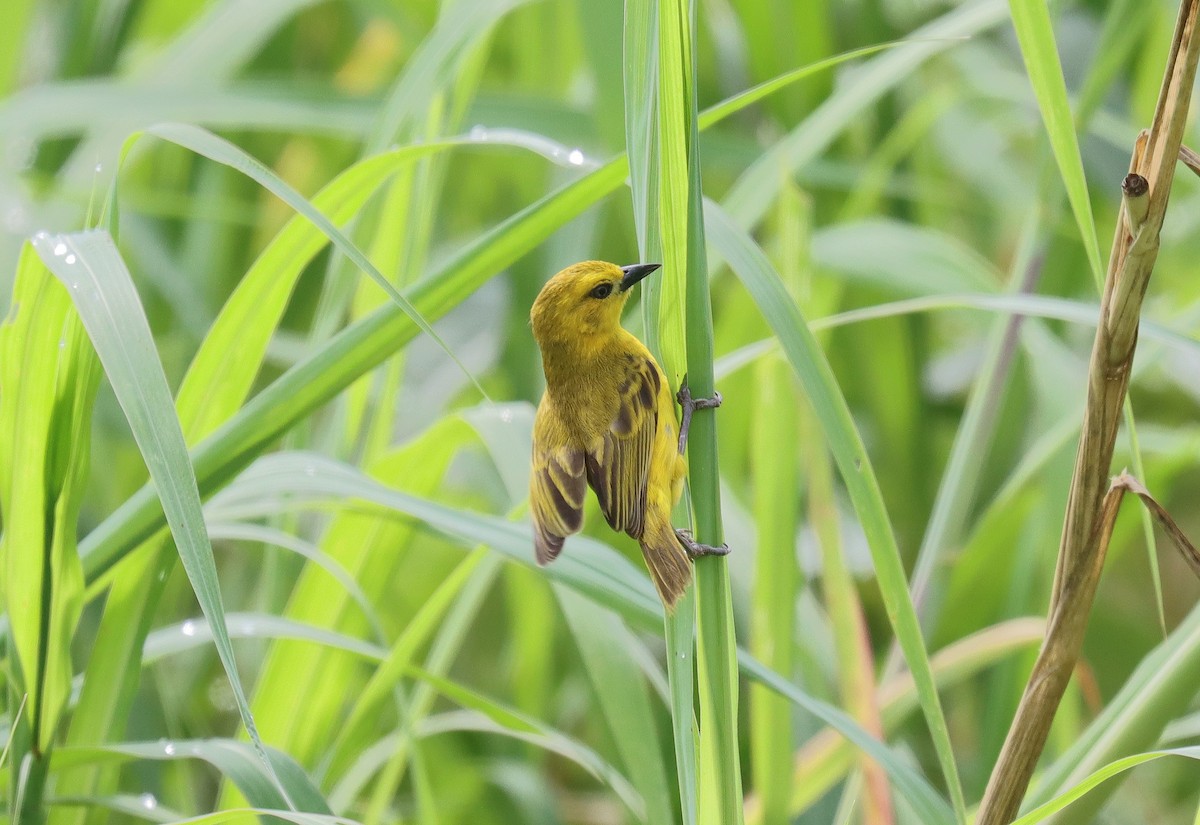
[{"left": 529, "top": 260, "right": 726, "bottom": 609}]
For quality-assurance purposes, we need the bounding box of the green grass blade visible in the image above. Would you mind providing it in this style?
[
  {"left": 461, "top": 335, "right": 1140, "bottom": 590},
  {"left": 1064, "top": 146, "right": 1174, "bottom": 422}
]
[
  {"left": 0, "top": 245, "right": 97, "bottom": 754},
  {"left": 1, "top": 83, "right": 374, "bottom": 143},
  {"left": 648, "top": 1, "right": 745, "bottom": 822},
  {"left": 326, "top": 548, "right": 491, "bottom": 774},
  {"left": 1011, "top": 748, "right": 1200, "bottom": 824},
  {"left": 625, "top": 3, "right": 701, "bottom": 821},
  {"left": 52, "top": 740, "right": 329, "bottom": 812},
  {"left": 48, "top": 793, "right": 186, "bottom": 823},
  {"left": 705, "top": 201, "right": 967, "bottom": 822},
  {"left": 559, "top": 593, "right": 674, "bottom": 825},
  {"left": 749, "top": 354, "right": 800, "bottom": 825},
  {"left": 1026, "top": 600, "right": 1200, "bottom": 823},
  {"left": 31, "top": 230, "right": 293, "bottom": 808},
  {"left": 133, "top": 123, "right": 489, "bottom": 400},
  {"left": 1007, "top": 0, "right": 1104, "bottom": 284},
  {"left": 738, "top": 654, "right": 955, "bottom": 825},
  {"left": 410, "top": 668, "right": 646, "bottom": 818}
]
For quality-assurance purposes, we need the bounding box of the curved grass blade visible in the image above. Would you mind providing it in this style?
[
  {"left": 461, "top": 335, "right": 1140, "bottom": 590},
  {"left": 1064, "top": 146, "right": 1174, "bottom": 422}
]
[
  {"left": 715, "top": 293, "right": 1200, "bottom": 378},
  {"left": 51, "top": 740, "right": 331, "bottom": 812},
  {"left": 204, "top": 523, "right": 385, "bottom": 641},
  {"left": 559, "top": 590, "right": 673, "bottom": 824},
  {"left": 1010, "top": 747, "right": 1200, "bottom": 824},
  {"left": 127, "top": 123, "right": 490, "bottom": 399},
  {"left": 1007, "top": 0, "right": 1104, "bottom": 284},
  {"left": 704, "top": 200, "right": 967, "bottom": 822},
  {"left": 738, "top": 653, "right": 954, "bottom": 825},
  {"left": 1025, "top": 598, "right": 1200, "bottom": 824},
  {"left": 141, "top": 613, "right": 386, "bottom": 665},
  {"left": 31, "top": 230, "right": 293, "bottom": 808},
  {"left": 325, "top": 548, "right": 493, "bottom": 775},
  {"left": 48, "top": 793, "right": 185, "bottom": 824},
  {"left": 410, "top": 674, "right": 645, "bottom": 818},
  {"left": 219, "top": 453, "right": 951, "bottom": 820}
]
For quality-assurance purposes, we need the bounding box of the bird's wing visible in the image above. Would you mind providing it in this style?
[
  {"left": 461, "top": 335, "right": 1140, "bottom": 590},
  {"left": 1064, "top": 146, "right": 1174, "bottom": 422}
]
[
  {"left": 585, "top": 355, "right": 661, "bottom": 539},
  {"left": 530, "top": 423, "right": 587, "bottom": 565}
]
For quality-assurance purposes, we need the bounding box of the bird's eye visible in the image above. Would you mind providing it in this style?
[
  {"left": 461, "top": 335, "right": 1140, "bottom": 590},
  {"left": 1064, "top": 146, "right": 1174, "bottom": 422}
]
[{"left": 590, "top": 282, "right": 613, "bottom": 299}]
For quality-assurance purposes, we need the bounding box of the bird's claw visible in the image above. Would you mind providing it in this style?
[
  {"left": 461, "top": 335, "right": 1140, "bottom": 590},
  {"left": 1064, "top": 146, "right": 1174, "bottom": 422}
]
[
  {"left": 676, "top": 381, "right": 722, "bottom": 454},
  {"left": 675, "top": 528, "right": 731, "bottom": 559},
  {"left": 677, "top": 384, "right": 723, "bottom": 412}
]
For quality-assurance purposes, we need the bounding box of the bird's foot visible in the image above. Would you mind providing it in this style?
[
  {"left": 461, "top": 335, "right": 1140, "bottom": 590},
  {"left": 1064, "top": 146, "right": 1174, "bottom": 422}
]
[
  {"left": 676, "top": 381, "right": 722, "bottom": 454},
  {"left": 675, "top": 528, "right": 730, "bottom": 559}
]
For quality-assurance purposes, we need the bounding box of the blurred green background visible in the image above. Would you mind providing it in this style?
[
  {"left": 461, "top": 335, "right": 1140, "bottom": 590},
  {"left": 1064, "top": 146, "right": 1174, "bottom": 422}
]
[{"left": 3, "top": 0, "right": 1200, "bottom": 822}]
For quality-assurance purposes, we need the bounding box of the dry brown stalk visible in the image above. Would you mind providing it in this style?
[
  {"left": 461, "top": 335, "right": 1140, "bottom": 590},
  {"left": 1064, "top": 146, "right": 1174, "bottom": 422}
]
[{"left": 974, "top": 1, "right": 1200, "bottom": 822}]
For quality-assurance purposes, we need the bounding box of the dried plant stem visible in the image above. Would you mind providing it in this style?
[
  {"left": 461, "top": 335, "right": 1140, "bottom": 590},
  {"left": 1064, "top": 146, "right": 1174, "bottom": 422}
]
[{"left": 975, "top": 1, "right": 1200, "bottom": 822}]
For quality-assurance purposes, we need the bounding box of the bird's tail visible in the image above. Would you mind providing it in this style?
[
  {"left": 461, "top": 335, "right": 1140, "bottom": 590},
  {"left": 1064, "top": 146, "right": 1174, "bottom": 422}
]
[{"left": 639, "top": 514, "right": 693, "bottom": 611}]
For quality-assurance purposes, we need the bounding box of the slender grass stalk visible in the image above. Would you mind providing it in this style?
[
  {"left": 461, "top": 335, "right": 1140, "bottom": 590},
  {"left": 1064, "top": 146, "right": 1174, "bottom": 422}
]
[
  {"left": 670, "top": 0, "right": 746, "bottom": 817},
  {"left": 749, "top": 354, "right": 797, "bottom": 825},
  {"left": 976, "top": 1, "right": 1200, "bottom": 820}
]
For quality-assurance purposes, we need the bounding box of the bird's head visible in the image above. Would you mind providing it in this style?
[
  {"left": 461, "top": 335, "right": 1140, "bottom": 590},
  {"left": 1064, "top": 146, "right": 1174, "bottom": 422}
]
[{"left": 530, "top": 260, "right": 660, "bottom": 350}]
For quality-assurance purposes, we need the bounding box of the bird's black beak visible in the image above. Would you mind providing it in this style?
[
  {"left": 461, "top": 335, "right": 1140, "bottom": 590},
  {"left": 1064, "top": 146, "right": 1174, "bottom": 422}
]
[{"left": 619, "top": 263, "right": 662, "bottom": 292}]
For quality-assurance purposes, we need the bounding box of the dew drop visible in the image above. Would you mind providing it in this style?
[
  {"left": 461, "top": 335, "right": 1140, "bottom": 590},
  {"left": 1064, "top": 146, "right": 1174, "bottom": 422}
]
[
  {"left": 64, "top": 254, "right": 77, "bottom": 265},
  {"left": 53, "top": 243, "right": 66, "bottom": 256},
  {"left": 181, "top": 620, "right": 197, "bottom": 637},
  {"left": 499, "top": 408, "right": 513, "bottom": 423},
  {"left": 138, "top": 793, "right": 157, "bottom": 810},
  {"left": 469, "top": 125, "right": 487, "bottom": 141},
  {"left": 164, "top": 742, "right": 176, "bottom": 756},
  {"left": 567, "top": 148, "right": 585, "bottom": 166},
  {"left": 95, "top": 163, "right": 103, "bottom": 173},
  {"left": 58, "top": 339, "right": 66, "bottom": 350}
]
